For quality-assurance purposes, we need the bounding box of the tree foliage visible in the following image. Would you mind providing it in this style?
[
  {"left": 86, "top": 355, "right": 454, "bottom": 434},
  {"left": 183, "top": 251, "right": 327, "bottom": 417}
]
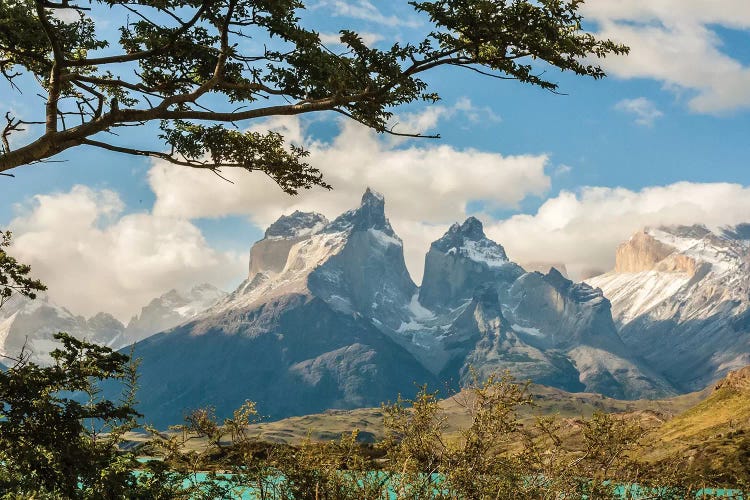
[
  {"left": 0, "top": 346, "right": 745, "bottom": 499},
  {"left": 0, "top": 333, "right": 168, "bottom": 498},
  {"left": 139, "top": 373, "right": 742, "bottom": 499},
  {"left": 0, "top": 0, "right": 627, "bottom": 190},
  {"left": 0, "top": 231, "right": 46, "bottom": 311}
]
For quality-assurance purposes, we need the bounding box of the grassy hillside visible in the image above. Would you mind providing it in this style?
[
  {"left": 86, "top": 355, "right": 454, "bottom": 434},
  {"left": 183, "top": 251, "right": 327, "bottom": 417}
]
[
  {"left": 639, "top": 366, "right": 750, "bottom": 482},
  {"left": 242, "top": 382, "right": 707, "bottom": 444}
]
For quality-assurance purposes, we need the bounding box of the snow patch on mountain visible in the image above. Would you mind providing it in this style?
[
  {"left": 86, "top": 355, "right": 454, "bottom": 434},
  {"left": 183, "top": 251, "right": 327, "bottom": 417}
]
[
  {"left": 0, "top": 294, "right": 126, "bottom": 365},
  {"left": 452, "top": 239, "right": 508, "bottom": 267},
  {"left": 589, "top": 224, "right": 750, "bottom": 322},
  {"left": 648, "top": 226, "right": 742, "bottom": 276},
  {"left": 512, "top": 324, "right": 542, "bottom": 337},
  {"left": 368, "top": 228, "right": 402, "bottom": 247},
  {"left": 408, "top": 293, "right": 435, "bottom": 320},
  {"left": 216, "top": 231, "right": 349, "bottom": 313},
  {"left": 264, "top": 211, "right": 329, "bottom": 240},
  {"left": 588, "top": 271, "right": 692, "bottom": 323}
]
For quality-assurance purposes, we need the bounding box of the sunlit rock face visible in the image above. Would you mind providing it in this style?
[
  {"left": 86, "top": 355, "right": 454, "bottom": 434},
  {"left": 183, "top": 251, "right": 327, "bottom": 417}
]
[
  {"left": 588, "top": 224, "right": 750, "bottom": 392},
  {"left": 248, "top": 211, "right": 329, "bottom": 276},
  {"left": 715, "top": 365, "right": 750, "bottom": 393}
]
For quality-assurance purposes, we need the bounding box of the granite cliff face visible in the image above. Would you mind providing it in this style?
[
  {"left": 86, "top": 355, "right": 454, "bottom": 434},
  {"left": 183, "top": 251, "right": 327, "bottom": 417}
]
[
  {"left": 614, "top": 230, "right": 678, "bottom": 273},
  {"left": 419, "top": 217, "right": 523, "bottom": 311},
  {"left": 587, "top": 224, "right": 750, "bottom": 392},
  {"left": 395, "top": 222, "right": 672, "bottom": 399},
  {"left": 125, "top": 189, "right": 435, "bottom": 428},
  {"left": 124, "top": 190, "right": 677, "bottom": 427},
  {"left": 248, "top": 211, "right": 329, "bottom": 276}
]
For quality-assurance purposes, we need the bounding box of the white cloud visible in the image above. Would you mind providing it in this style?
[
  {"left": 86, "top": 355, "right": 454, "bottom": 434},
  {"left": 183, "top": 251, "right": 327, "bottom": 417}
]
[
  {"left": 387, "top": 98, "right": 500, "bottom": 140},
  {"left": 554, "top": 164, "right": 572, "bottom": 176},
  {"left": 453, "top": 97, "right": 502, "bottom": 124},
  {"left": 149, "top": 112, "right": 550, "bottom": 281},
  {"left": 615, "top": 97, "right": 663, "bottom": 126},
  {"left": 484, "top": 182, "right": 750, "bottom": 280},
  {"left": 8, "top": 186, "right": 244, "bottom": 321},
  {"left": 582, "top": 1, "right": 750, "bottom": 113}
]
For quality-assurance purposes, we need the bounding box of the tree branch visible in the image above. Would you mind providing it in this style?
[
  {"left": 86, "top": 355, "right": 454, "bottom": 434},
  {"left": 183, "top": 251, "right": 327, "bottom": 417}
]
[
  {"left": 34, "top": 0, "right": 65, "bottom": 133},
  {"left": 62, "top": 3, "right": 208, "bottom": 68}
]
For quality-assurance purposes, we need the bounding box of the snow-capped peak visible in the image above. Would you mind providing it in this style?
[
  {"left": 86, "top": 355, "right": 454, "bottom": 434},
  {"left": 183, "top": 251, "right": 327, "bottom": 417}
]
[
  {"left": 125, "top": 284, "right": 227, "bottom": 342},
  {"left": 0, "top": 294, "right": 126, "bottom": 365},
  {"left": 265, "top": 211, "right": 329, "bottom": 240},
  {"left": 432, "top": 217, "right": 508, "bottom": 268},
  {"left": 325, "top": 188, "right": 395, "bottom": 235},
  {"left": 362, "top": 186, "right": 384, "bottom": 203}
]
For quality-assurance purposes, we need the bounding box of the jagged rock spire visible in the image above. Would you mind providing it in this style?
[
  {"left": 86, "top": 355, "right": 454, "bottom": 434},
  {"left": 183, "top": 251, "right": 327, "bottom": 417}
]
[{"left": 326, "top": 187, "right": 393, "bottom": 234}]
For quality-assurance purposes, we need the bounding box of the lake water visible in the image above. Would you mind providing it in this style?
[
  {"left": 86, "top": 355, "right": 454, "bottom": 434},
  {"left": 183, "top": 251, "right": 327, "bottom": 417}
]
[{"left": 174, "top": 472, "right": 746, "bottom": 499}]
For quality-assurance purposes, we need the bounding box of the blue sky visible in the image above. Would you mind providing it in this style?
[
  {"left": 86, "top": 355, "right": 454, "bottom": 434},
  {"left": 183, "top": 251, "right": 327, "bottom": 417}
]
[{"left": 3, "top": 0, "right": 750, "bottom": 319}]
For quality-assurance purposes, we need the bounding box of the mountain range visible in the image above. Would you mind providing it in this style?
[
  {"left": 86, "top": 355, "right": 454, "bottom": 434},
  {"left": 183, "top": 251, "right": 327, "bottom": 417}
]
[
  {"left": 0, "top": 284, "right": 226, "bottom": 365},
  {"left": 7, "top": 189, "right": 749, "bottom": 430},
  {"left": 122, "top": 189, "right": 683, "bottom": 428}
]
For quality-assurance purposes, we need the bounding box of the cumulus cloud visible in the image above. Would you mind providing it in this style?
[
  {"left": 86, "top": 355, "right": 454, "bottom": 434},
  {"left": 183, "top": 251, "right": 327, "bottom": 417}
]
[
  {"left": 615, "top": 97, "right": 663, "bottom": 126},
  {"left": 582, "top": 1, "right": 750, "bottom": 113},
  {"left": 8, "top": 186, "right": 244, "bottom": 321},
  {"left": 484, "top": 182, "right": 750, "bottom": 280},
  {"left": 149, "top": 112, "right": 550, "bottom": 281},
  {"left": 453, "top": 97, "right": 502, "bottom": 125}
]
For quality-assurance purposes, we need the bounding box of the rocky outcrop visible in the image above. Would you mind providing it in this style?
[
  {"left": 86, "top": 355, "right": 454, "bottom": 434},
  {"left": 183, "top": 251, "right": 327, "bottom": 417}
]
[
  {"left": 519, "top": 262, "right": 570, "bottom": 277},
  {"left": 715, "top": 365, "right": 750, "bottom": 393},
  {"left": 419, "top": 217, "right": 523, "bottom": 311},
  {"left": 309, "top": 189, "right": 417, "bottom": 330},
  {"left": 122, "top": 189, "right": 435, "bottom": 428},
  {"left": 614, "top": 230, "right": 676, "bottom": 273},
  {"left": 394, "top": 220, "right": 672, "bottom": 399},
  {"left": 249, "top": 212, "right": 329, "bottom": 276},
  {"left": 457, "top": 285, "right": 584, "bottom": 391},
  {"left": 124, "top": 192, "right": 682, "bottom": 428}
]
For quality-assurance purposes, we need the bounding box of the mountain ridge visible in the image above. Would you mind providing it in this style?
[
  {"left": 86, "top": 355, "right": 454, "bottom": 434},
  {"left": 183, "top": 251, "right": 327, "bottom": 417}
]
[{"left": 123, "top": 189, "right": 678, "bottom": 427}]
